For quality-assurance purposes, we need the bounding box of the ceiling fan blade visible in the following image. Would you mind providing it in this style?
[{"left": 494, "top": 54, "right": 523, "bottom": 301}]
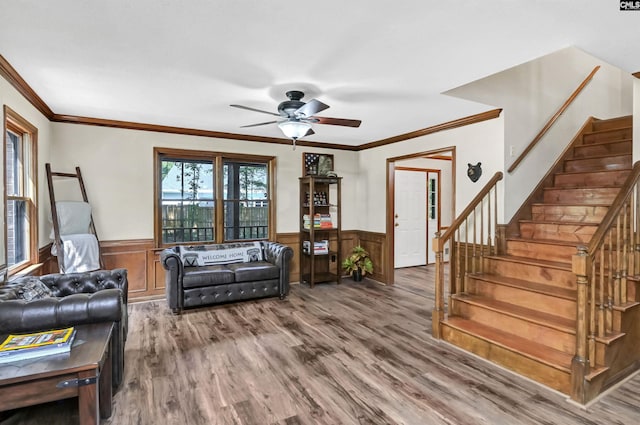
[
  {"left": 230, "top": 104, "right": 280, "bottom": 117},
  {"left": 295, "top": 99, "right": 329, "bottom": 118},
  {"left": 240, "top": 120, "right": 278, "bottom": 128},
  {"left": 312, "top": 116, "right": 362, "bottom": 128}
]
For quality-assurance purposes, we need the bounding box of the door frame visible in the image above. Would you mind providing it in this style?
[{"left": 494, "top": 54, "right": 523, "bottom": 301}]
[{"left": 385, "top": 147, "right": 456, "bottom": 285}]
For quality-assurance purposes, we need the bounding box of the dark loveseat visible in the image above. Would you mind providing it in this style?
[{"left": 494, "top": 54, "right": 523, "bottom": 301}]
[
  {"left": 161, "top": 241, "right": 293, "bottom": 314},
  {"left": 0, "top": 269, "right": 128, "bottom": 389}
]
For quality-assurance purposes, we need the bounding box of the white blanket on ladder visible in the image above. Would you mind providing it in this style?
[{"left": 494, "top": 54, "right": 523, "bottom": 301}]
[{"left": 51, "top": 233, "right": 101, "bottom": 273}]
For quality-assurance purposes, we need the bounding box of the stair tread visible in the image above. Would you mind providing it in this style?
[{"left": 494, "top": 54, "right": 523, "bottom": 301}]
[
  {"left": 453, "top": 293, "right": 575, "bottom": 330},
  {"left": 444, "top": 317, "right": 573, "bottom": 371},
  {"left": 519, "top": 219, "right": 599, "bottom": 226},
  {"left": 507, "top": 236, "right": 584, "bottom": 247},
  {"left": 543, "top": 185, "right": 623, "bottom": 190},
  {"left": 469, "top": 272, "right": 576, "bottom": 300},
  {"left": 584, "top": 127, "right": 632, "bottom": 136},
  {"left": 577, "top": 137, "right": 631, "bottom": 146},
  {"left": 485, "top": 254, "right": 570, "bottom": 270},
  {"left": 532, "top": 202, "right": 612, "bottom": 207},
  {"left": 555, "top": 168, "right": 630, "bottom": 176}
]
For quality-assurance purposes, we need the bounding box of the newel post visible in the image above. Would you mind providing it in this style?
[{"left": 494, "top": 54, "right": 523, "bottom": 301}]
[
  {"left": 432, "top": 232, "right": 445, "bottom": 339},
  {"left": 571, "top": 246, "right": 590, "bottom": 403}
]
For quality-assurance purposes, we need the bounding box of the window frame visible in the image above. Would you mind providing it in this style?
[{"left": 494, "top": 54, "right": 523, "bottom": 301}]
[
  {"left": 3, "top": 106, "right": 38, "bottom": 275},
  {"left": 153, "top": 147, "right": 276, "bottom": 247}
]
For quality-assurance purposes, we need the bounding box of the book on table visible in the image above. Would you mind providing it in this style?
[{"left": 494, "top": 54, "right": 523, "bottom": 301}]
[{"left": 0, "top": 326, "right": 76, "bottom": 363}]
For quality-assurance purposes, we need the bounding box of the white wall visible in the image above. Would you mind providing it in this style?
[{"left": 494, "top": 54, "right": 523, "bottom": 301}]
[
  {"left": 357, "top": 115, "right": 505, "bottom": 233},
  {"left": 446, "top": 47, "right": 634, "bottom": 221},
  {"left": 2, "top": 46, "right": 635, "bottom": 249},
  {"left": 49, "top": 123, "right": 359, "bottom": 240}
]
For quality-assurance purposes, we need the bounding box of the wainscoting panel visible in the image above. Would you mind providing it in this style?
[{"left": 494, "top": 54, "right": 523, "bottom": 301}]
[
  {"left": 101, "top": 239, "right": 155, "bottom": 299},
  {"left": 357, "top": 231, "right": 387, "bottom": 284},
  {"left": 276, "top": 233, "right": 300, "bottom": 283},
  {"left": 35, "top": 231, "right": 387, "bottom": 301}
]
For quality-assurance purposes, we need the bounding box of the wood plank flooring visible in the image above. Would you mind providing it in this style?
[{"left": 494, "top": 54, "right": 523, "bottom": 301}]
[{"left": 2, "top": 266, "right": 640, "bottom": 424}]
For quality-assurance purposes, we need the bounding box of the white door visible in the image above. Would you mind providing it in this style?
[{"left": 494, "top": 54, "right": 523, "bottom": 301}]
[
  {"left": 394, "top": 170, "right": 427, "bottom": 268},
  {"left": 427, "top": 173, "right": 439, "bottom": 264}
]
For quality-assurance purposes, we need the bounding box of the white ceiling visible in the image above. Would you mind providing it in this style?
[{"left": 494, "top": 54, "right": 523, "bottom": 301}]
[{"left": 1, "top": 1, "right": 638, "bottom": 147}]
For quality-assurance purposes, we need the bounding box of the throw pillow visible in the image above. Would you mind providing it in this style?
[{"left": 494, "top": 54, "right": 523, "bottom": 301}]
[{"left": 15, "top": 278, "right": 53, "bottom": 301}]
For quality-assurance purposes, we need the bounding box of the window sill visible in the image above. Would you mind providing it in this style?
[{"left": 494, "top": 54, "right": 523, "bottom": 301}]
[{"left": 9, "top": 263, "right": 44, "bottom": 280}]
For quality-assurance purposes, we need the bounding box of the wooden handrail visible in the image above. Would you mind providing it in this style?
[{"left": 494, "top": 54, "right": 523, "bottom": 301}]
[
  {"left": 439, "top": 171, "right": 504, "bottom": 242},
  {"left": 587, "top": 161, "right": 640, "bottom": 253},
  {"left": 508, "top": 65, "right": 601, "bottom": 173}
]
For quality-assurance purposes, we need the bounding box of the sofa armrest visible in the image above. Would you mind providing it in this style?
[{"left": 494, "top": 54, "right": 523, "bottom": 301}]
[
  {"left": 161, "top": 248, "right": 183, "bottom": 312},
  {"left": 262, "top": 242, "right": 294, "bottom": 297},
  {"left": 0, "top": 289, "right": 122, "bottom": 333}
]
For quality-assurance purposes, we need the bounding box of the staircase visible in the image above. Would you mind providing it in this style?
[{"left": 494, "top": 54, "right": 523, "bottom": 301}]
[{"left": 436, "top": 116, "right": 640, "bottom": 402}]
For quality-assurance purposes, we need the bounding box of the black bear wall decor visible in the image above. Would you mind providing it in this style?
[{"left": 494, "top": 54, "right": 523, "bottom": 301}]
[{"left": 467, "top": 162, "right": 482, "bottom": 183}]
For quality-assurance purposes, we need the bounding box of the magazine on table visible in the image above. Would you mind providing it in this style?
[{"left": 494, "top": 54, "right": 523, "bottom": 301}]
[{"left": 0, "top": 327, "right": 76, "bottom": 363}]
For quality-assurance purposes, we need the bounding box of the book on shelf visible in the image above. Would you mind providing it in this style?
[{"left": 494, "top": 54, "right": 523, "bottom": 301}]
[
  {"left": 0, "top": 326, "right": 76, "bottom": 363},
  {"left": 303, "top": 240, "right": 329, "bottom": 255},
  {"left": 302, "top": 213, "right": 333, "bottom": 229}
]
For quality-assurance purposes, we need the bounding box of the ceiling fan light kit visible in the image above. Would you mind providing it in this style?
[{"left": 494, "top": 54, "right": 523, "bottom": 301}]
[
  {"left": 278, "top": 120, "right": 312, "bottom": 140},
  {"left": 231, "top": 90, "right": 361, "bottom": 148}
]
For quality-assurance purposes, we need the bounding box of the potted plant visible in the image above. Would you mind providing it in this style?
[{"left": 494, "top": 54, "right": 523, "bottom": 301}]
[{"left": 342, "top": 245, "right": 374, "bottom": 281}]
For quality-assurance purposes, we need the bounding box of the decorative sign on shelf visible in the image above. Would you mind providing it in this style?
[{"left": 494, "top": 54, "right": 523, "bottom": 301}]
[{"left": 303, "top": 153, "right": 334, "bottom": 176}]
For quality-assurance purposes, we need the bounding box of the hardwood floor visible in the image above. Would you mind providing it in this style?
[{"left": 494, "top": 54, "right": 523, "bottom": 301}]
[{"left": 2, "top": 267, "right": 640, "bottom": 424}]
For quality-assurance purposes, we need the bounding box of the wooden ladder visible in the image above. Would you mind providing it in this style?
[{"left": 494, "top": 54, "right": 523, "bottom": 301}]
[{"left": 45, "top": 163, "right": 104, "bottom": 272}]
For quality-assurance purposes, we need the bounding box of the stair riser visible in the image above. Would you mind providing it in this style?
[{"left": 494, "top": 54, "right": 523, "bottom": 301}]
[
  {"left": 467, "top": 277, "right": 576, "bottom": 320},
  {"left": 506, "top": 240, "right": 577, "bottom": 263},
  {"left": 564, "top": 155, "right": 631, "bottom": 173},
  {"left": 583, "top": 128, "right": 632, "bottom": 144},
  {"left": 519, "top": 222, "right": 597, "bottom": 243},
  {"left": 573, "top": 140, "right": 631, "bottom": 158},
  {"left": 485, "top": 258, "right": 576, "bottom": 289},
  {"left": 594, "top": 304, "right": 640, "bottom": 376},
  {"left": 591, "top": 117, "right": 632, "bottom": 132},
  {"left": 441, "top": 324, "right": 572, "bottom": 394},
  {"left": 531, "top": 205, "right": 608, "bottom": 223},
  {"left": 553, "top": 170, "right": 630, "bottom": 188},
  {"left": 451, "top": 299, "right": 576, "bottom": 354},
  {"left": 543, "top": 188, "right": 619, "bottom": 205}
]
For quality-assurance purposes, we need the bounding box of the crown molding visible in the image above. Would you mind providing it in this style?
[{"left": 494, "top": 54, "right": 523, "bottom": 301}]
[
  {"left": 0, "top": 55, "right": 54, "bottom": 118},
  {"left": 50, "top": 113, "right": 359, "bottom": 150},
  {"left": 355, "top": 108, "right": 502, "bottom": 151},
  {"left": 2, "top": 54, "right": 499, "bottom": 152}
]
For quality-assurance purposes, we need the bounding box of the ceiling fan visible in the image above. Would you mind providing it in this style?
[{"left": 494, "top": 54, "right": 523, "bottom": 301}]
[{"left": 230, "top": 90, "right": 361, "bottom": 148}]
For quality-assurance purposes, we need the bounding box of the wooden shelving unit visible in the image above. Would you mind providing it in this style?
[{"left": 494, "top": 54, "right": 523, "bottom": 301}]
[{"left": 299, "top": 176, "right": 342, "bottom": 288}]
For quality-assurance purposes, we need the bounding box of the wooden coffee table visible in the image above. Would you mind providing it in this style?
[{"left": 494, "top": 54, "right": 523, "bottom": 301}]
[{"left": 0, "top": 322, "right": 113, "bottom": 424}]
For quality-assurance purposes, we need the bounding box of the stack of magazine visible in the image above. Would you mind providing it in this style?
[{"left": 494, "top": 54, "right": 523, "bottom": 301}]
[{"left": 0, "top": 327, "right": 76, "bottom": 363}]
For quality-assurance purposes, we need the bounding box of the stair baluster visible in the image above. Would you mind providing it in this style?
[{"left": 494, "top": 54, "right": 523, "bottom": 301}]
[
  {"left": 571, "top": 161, "right": 640, "bottom": 403},
  {"left": 432, "top": 171, "right": 504, "bottom": 338}
]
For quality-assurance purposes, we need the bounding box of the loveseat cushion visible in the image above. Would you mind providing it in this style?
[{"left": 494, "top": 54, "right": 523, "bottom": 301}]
[
  {"left": 226, "top": 261, "right": 279, "bottom": 283},
  {"left": 182, "top": 265, "right": 235, "bottom": 288}
]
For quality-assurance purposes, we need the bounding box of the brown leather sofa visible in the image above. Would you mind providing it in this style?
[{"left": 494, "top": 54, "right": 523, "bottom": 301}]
[{"left": 161, "top": 241, "right": 293, "bottom": 314}]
